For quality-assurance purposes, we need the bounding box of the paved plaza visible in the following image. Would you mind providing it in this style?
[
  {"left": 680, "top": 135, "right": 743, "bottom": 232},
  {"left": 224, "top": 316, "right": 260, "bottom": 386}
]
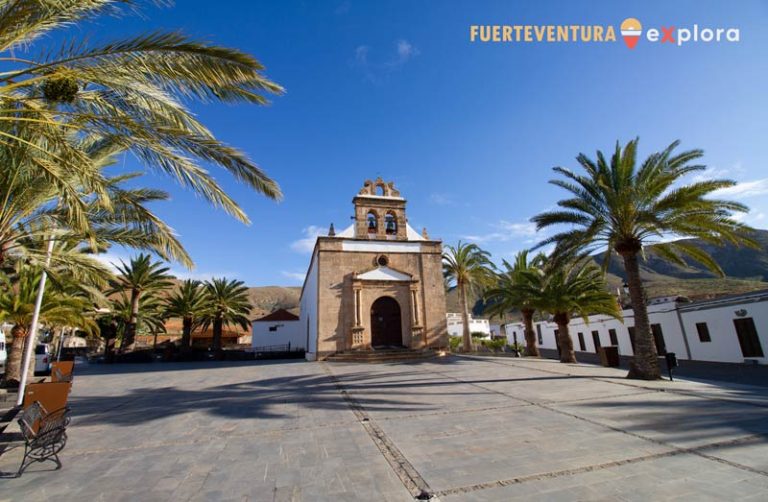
[{"left": 1, "top": 356, "right": 767, "bottom": 501}]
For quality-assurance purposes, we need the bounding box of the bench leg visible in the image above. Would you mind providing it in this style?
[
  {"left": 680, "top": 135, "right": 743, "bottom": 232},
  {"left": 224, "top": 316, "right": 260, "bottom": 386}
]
[{"left": 16, "top": 447, "right": 64, "bottom": 477}]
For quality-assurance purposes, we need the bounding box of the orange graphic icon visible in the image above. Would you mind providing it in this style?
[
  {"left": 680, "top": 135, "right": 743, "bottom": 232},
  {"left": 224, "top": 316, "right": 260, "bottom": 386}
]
[{"left": 621, "top": 18, "right": 642, "bottom": 49}]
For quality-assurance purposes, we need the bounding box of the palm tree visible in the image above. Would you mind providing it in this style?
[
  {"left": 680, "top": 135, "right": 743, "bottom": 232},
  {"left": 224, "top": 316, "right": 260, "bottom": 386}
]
[
  {"left": 532, "top": 139, "right": 756, "bottom": 378},
  {"left": 200, "top": 278, "right": 251, "bottom": 354},
  {"left": 109, "top": 254, "right": 172, "bottom": 352},
  {"left": 483, "top": 250, "right": 546, "bottom": 356},
  {"left": 0, "top": 263, "right": 96, "bottom": 383},
  {"left": 534, "top": 255, "right": 621, "bottom": 363},
  {"left": 442, "top": 242, "right": 495, "bottom": 352},
  {"left": 110, "top": 291, "right": 167, "bottom": 349},
  {"left": 0, "top": 1, "right": 283, "bottom": 225},
  {"left": 0, "top": 129, "right": 192, "bottom": 270},
  {"left": 164, "top": 279, "right": 208, "bottom": 349}
]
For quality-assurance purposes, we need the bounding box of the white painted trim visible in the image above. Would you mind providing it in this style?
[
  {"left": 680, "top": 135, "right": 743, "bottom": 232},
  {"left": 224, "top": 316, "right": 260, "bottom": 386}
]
[
  {"left": 341, "top": 241, "right": 423, "bottom": 253},
  {"left": 357, "top": 266, "right": 412, "bottom": 281}
]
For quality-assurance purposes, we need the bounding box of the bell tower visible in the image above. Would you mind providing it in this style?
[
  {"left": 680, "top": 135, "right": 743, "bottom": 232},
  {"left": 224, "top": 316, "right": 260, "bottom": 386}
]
[{"left": 353, "top": 177, "right": 408, "bottom": 240}]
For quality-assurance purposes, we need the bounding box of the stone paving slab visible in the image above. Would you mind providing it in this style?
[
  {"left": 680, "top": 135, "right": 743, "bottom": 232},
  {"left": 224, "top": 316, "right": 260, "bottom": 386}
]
[{"left": 1, "top": 356, "right": 766, "bottom": 501}]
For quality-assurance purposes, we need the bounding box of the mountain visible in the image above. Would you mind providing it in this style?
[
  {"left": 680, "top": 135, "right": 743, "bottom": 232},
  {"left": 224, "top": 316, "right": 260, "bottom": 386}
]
[{"left": 595, "top": 229, "right": 768, "bottom": 282}]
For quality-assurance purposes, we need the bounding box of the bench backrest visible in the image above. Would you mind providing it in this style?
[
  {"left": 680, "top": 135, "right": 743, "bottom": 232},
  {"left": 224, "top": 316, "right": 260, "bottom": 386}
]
[
  {"left": 51, "top": 361, "right": 75, "bottom": 383},
  {"left": 23, "top": 382, "right": 71, "bottom": 413}
]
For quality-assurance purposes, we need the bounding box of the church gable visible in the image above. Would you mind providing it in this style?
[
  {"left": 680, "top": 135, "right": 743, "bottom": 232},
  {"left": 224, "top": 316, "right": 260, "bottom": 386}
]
[{"left": 356, "top": 266, "right": 413, "bottom": 282}]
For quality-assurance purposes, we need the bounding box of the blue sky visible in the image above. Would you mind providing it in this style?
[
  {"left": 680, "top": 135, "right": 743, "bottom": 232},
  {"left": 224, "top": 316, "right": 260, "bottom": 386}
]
[{"left": 80, "top": 0, "right": 768, "bottom": 285}]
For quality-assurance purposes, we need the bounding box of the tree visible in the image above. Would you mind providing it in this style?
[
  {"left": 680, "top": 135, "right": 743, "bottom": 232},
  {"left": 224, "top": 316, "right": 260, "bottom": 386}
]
[
  {"left": 0, "top": 126, "right": 192, "bottom": 270},
  {"left": 109, "top": 254, "right": 172, "bottom": 352},
  {"left": 200, "top": 278, "right": 251, "bottom": 354},
  {"left": 534, "top": 255, "right": 620, "bottom": 363},
  {"left": 164, "top": 279, "right": 208, "bottom": 349},
  {"left": 0, "top": 0, "right": 283, "bottom": 244},
  {"left": 110, "top": 291, "right": 167, "bottom": 349},
  {"left": 483, "top": 250, "right": 546, "bottom": 356},
  {"left": 532, "top": 139, "right": 756, "bottom": 378},
  {"left": 0, "top": 263, "right": 96, "bottom": 383},
  {"left": 442, "top": 242, "right": 495, "bottom": 352}
]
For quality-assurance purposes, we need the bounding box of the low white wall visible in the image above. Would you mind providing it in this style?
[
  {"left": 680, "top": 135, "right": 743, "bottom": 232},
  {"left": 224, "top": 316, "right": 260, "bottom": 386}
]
[{"left": 252, "top": 320, "right": 304, "bottom": 351}]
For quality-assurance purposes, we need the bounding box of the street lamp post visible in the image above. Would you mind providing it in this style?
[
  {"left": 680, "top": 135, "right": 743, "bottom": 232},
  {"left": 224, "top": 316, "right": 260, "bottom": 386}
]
[{"left": 16, "top": 238, "right": 55, "bottom": 407}]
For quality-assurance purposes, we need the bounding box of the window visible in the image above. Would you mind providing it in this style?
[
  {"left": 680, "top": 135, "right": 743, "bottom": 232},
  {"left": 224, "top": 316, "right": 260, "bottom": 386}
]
[
  {"left": 536, "top": 324, "right": 543, "bottom": 345},
  {"left": 734, "top": 318, "right": 764, "bottom": 358},
  {"left": 592, "top": 331, "right": 601, "bottom": 353},
  {"left": 269, "top": 325, "right": 278, "bottom": 332},
  {"left": 696, "top": 322, "right": 711, "bottom": 343},
  {"left": 577, "top": 333, "right": 586, "bottom": 351},
  {"left": 375, "top": 184, "right": 385, "bottom": 196},
  {"left": 651, "top": 323, "right": 667, "bottom": 355},
  {"left": 384, "top": 212, "right": 397, "bottom": 235},
  {"left": 628, "top": 326, "right": 636, "bottom": 351},
  {"left": 609, "top": 329, "right": 619, "bottom": 346},
  {"left": 377, "top": 254, "right": 389, "bottom": 267}
]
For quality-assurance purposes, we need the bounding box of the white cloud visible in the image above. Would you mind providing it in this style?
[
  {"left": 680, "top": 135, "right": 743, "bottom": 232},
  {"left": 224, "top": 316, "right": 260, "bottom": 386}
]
[
  {"left": 396, "top": 39, "right": 417, "bottom": 60},
  {"left": 462, "top": 220, "right": 538, "bottom": 243},
  {"left": 281, "top": 271, "right": 306, "bottom": 284},
  {"left": 334, "top": 1, "right": 351, "bottom": 15},
  {"left": 429, "top": 193, "right": 453, "bottom": 206},
  {"left": 712, "top": 178, "right": 768, "bottom": 198},
  {"left": 290, "top": 225, "right": 325, "bottom": 253},
  {"left": 92, "top": 252, "right": 130, "bottom": 273},
  {"left": 168, "top": 269, "right": 239, "bottom": 282},
  {"left": 352, "top": 39, "right": 419, "bottom": 83}
]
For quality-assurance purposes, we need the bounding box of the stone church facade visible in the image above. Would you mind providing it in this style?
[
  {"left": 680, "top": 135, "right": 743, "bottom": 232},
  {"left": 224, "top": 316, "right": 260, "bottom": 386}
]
[{"left": 300, "top": 178, "right": 448, "bottom": 360}]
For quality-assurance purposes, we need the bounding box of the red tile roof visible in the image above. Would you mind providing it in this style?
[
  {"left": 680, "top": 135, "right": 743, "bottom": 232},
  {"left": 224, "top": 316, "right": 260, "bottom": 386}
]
[{"left": 252, "top": 308, "right": 300, "bottom": 322}]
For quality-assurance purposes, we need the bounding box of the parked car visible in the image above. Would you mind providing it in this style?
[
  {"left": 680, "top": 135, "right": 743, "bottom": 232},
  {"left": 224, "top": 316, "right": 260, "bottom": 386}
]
[{"left": 34, "top": 344, "right": 51, "bottom": 376}]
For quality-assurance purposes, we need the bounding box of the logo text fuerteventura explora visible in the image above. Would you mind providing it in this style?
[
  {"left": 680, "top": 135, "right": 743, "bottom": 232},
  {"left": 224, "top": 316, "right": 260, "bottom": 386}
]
[{"left": 469, "top": 18, "right": 740, "bottom": 49}]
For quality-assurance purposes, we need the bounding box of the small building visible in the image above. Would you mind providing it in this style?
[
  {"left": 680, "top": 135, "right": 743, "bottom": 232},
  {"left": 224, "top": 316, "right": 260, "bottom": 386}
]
[
  {"left": 528, "top": 290, "right": 768, "bottom": 365},
  {"left": 252, "top": 309, "right": 303, "bottom": 351},
  {"left": 299, "top": 178, "right": 448, "bottom": 360},
  {"left": 446, "top": 313, "right": 491, "bottom": 339}
]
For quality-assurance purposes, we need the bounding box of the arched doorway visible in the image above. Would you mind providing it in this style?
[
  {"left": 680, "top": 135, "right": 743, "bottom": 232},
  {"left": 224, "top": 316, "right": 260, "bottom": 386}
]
[{"left": 370, "top": 296, "right": 403, "bottom": 348}]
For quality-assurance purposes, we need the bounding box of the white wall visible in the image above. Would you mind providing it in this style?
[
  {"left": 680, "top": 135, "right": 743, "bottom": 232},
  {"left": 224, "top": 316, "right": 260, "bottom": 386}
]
[
  {"left": 526, "top": 294, "right": 768, "bottom": 365},
  {"left": 503, "top": 322, "right": 526, "bottom": 346},
  {"left": 300, "top": 253, "right": 319, "bottom": 361},
  {"left": 252, "top": 320, "right": 304, "bottom": 351},
  {"left": 446, "top": 313, "right": 491, "bottom": 339},
  {"left": 681, "top": 297, "right": 768, "bottom": 364}
]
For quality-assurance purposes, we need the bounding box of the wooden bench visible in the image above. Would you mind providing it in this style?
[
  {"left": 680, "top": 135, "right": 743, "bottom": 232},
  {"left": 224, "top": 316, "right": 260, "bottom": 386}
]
[
  {"left": 15, "top": 402, "right": 71, "bottom": 476},
  {"left": 23, "top": 382, "right": 71, "bottom": 413},
  {"left": 50, "top": 361, "right": 75, "bottom": 384}
]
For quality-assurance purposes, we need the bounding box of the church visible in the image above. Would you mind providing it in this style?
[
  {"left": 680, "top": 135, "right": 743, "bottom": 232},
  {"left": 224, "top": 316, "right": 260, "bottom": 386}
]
[{"left": 300, "top": 178, "right": 448, "bottom": 360}]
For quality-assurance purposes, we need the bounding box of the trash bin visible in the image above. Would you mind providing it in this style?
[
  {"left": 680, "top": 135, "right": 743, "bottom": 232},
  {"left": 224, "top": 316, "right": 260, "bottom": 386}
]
[{"left": 599, "top": 346, "right": 620, "bottom": 367}]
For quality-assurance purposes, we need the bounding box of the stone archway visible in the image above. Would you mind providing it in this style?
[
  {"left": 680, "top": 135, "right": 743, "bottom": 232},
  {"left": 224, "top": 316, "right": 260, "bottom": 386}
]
[{"left": 370, "top": 296, "right": 403, "bottom": 348}]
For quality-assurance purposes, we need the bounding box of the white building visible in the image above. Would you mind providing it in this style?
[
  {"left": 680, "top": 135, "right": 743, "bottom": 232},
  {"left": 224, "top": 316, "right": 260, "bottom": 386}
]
[
  {"left": 446, "top": 313, "right": 491, "bottom": 339},
  {"left": 523, "top": 290, "right": 768, "bottom": 365},
  {"left": 251, "top": 309, "right": 304, "bottom": 351}
]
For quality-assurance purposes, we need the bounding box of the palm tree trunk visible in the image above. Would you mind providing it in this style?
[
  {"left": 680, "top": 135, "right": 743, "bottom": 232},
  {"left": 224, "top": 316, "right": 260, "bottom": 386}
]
[
  {"left": 212, "top": 315, "right": 223, "bottom": 353},
  {"left": 553, "top": 313, "right": 576, "bottom": 363},
  {"left": 122, "top": 288, "right": 141, "bottom": 352},
  {"left": 521, "top": 308, "right": 540, "bottom": 357},
  {"left": 621, "top": 251, "right": 660, "bottom": 380},
  {"left": 4, "top": 324, "right": 27, "bottom": 384},
  {"left": 459, "top": 283, "right": 471, "bottom": 352},
  {"left": 181, "top": 316, "right": 192, "bottom": 349}
]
